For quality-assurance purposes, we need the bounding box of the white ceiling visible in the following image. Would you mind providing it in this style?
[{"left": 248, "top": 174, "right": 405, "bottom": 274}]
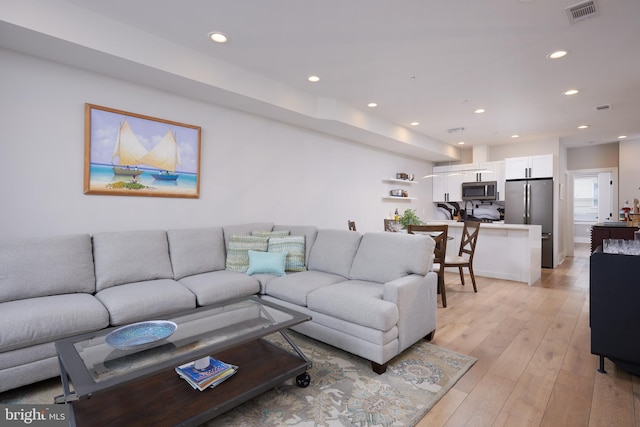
[{"left": 2, "top": 0, "right": 639, "bottom": 161}]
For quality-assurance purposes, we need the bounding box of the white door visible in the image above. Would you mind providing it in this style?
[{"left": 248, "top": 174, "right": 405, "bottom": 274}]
[{"left": 597, "top": 172, "right": 613, "bottom": 221}]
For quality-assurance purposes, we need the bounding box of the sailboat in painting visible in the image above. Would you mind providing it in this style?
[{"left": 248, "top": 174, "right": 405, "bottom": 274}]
[
  {"left": 111, "top": 120, "right": 146, "bottom": 176},
  {"left": 141, "top": 130, "right": 181, "bottom": 181},
  {"left": 111, "top": 121, "right": 182, "bottom": 181}
]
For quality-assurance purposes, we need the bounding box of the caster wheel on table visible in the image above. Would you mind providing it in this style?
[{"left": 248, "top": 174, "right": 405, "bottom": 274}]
[{"left": 296, "top": 372, "right": 310, "bottom": 387}]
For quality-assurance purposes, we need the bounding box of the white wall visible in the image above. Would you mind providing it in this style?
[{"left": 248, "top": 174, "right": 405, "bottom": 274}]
[
  {"left": 0, "top": 49, "right": 435, "bottom": 239},
  {"left": 619, "top": 139, "right": 640, "bottom": 206},
  {"left": 567, "top": 143, "right": 619, "bottom": 170},
  {"left": 487, "top": 138, "right": 560, "bottom": 162}
]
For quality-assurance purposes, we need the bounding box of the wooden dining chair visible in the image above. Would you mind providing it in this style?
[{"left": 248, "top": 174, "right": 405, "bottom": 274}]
[
  {"left": 347, "top": 220, "right": 357, "bottom": 231},
  {"left": 408, "top": 224, "right": 449, "bottom": 307},
  {"left": 443, "top": 220, "right": 481, "bottom": 293}
]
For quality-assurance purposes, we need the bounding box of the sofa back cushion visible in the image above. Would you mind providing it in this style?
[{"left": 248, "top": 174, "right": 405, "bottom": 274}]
[
  {"left": 0, "top": 234, "right": 96, "bottom": 303},
  {"left": 273, "top": 225, "right": 318, "bottom": 263},
  {"left": 222, "top": 222, "right": 274, "bottom": 248},
  {"left": 93, "top": 230, "right": 174, "bottom": 291},
  {"left": 349, "top": 232, "right": 434, "bottom": 283},
  {"left": 307, "top": 229, "right": 362, "bottom": 277},
  {"left": 167, "top": 227, "right": 226, "bottom": 280}
]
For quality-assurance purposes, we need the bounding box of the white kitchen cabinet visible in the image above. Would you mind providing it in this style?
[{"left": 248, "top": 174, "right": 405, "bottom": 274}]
[
  {"left": 504, "top": 154, "right": 553, "bottom": 180},
  {"left": 432, "top": 165, "right": 464, "bottom": 202}
]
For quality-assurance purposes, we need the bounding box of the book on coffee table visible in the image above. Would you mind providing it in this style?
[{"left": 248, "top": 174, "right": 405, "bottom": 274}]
[{"left": 175, "top": 356, "right": 238, "bottom": 391}]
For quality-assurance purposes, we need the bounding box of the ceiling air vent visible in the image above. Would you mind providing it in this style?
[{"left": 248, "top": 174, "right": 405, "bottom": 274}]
[
  {"left": 566, "top": 0, "right": 599, "bottom": 24},
  {"left": 595, "top": 104, "right": 611, "bottom": 111},
  {"left": 446, "top": 127, "right": 465, "bottom": 134}
]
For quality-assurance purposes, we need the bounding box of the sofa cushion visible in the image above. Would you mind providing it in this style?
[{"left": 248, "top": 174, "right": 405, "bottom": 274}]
[
  {"left": 266, "top": 270, "right": 347, "bottom": 306},
  {"left": 349, "top": 232, "right": 434, "bottom": 283},
  {"left": 268, "top": 235, "right": 306, "bottom": 272},
  {"left": 307, "top": 229, "right": 362, "bottom": 277},
  {"left": 93, "top": 230, "right": 174, "bottom": 292},
  {"left": 225, "top": 235, "right": 269, "bottom": 272},
  {"left": 0, "top": 234, "right": 96, "bottom": 303},
  {"left": 247, "top": 250, "right": 287, "bottom": 276},
  {"left": 0, "top": 294, "right": 109, "bottom": 352},
  {"left": 95, "top": 279, "right": 196, "bottom": 326},
  {"left": 222, "top": 222, "right": 274, "bottom": 248},
  {"left": 167, "top": 227, "right": 226, "bottom": 280},
  {"left": 252, "top": 230, "right": 290, "bottom": 238},
  {"left": 307, "top": 280, "right": 399, "bottom": 331},
  {"left": 273, "top": 225, "right": 318, "bottom": 263},
  {"left": 178, "top": 270, "right": 261, "bottom": 306}
]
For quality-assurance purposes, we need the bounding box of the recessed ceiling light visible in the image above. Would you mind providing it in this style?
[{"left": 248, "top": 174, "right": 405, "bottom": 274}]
[
  {"left": 307, "top": 75, "right": 320, "bottom": 83},
  {"left": 410, "top": 122, "right": 420, "bottom": 126},
  {"left": 474, "top": 108, "right": 486, "bottom": 114},
  {"left": 367, "top": 102, "right": 378, "bottom": 108},
  {"left": 511, "top": 134, "right": 520, "bottom": 138},
  {"left": 458, "top": 141, "right": 465, "bottom": 145},
  {"left": 547, "top": 50, "right": 568, "bottom": 59},
  {"left": 578, "top": 125, "right": 589, "bottom": 129},
  {"left": 564, "top": 89, "right": 579, "bottom": 96},
  {"left": 208, "top": 32, "right": 228, "bottom": 43},
  {"left": 618, "top": 135, "right": 627, "bottom": 139}
]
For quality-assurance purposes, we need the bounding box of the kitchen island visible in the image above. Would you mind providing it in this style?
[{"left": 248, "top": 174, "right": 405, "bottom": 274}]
[{"left": 426, "top": 220, "right": 542, "bottom": 286}]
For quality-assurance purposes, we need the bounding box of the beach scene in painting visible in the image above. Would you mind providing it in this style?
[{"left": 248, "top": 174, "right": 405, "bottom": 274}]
[{"left": 87, "top": 107, "right": 200, "bottom": 197}]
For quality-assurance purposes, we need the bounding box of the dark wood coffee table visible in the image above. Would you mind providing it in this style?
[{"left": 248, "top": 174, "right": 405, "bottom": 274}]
[{"left": 54, "top": 296, "right": 312, "bottom": 426}]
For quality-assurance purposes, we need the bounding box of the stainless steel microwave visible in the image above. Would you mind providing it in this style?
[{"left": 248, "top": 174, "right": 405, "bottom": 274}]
[{"left": 461, "top": 181, "right": 497, "bottom": 200}]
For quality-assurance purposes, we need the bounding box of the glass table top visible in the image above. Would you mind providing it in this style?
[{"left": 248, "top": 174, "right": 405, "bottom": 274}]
[{"left": 55, "top": 296, "right": 310, "bottom": 397}]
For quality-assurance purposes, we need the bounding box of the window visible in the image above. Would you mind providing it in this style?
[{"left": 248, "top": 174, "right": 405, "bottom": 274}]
[{"left": 574, "top": 174, "right": 598, "bottom": 222}]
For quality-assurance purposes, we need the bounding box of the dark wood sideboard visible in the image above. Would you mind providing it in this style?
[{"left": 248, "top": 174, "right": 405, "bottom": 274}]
[
  {"left": 590, "top": 248, "right": 640, "bottom": 375},
  {"left": 590, "top": 223, "right": 639, "bottom": 253}
]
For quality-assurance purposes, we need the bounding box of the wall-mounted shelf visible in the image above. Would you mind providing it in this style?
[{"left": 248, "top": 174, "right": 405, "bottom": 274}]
[
  {"left": 383, "top": 179, "right": 419, "bottom": 185},
  {"left": 383, "top": 177, "right": 418, "bottom": 201},
  {"left": 382, "top": 196, "right": 417, "bottom": 201}
]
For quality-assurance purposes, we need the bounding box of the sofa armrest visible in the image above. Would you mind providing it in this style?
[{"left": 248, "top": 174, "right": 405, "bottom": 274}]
[{"left": 383, "top": 272, "right": 438, "bottom": 352}]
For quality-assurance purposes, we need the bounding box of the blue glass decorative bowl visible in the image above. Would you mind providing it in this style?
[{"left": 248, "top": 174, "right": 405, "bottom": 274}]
[{"left": 105, "top": 320, "right": 178, "bottom": 350}]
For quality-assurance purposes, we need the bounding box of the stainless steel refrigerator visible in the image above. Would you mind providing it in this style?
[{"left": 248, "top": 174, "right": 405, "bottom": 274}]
[{"left": 504, "top": 178, "right": 553, "bottom": 268}]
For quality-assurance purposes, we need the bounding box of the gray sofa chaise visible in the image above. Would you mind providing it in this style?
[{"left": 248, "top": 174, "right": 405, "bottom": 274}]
[{"left": 0, "top": 222, "right": 437, "bottom": 393}]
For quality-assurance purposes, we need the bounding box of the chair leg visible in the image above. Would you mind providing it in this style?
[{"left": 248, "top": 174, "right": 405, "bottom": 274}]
[
  {"left": 458, "top": 266, "right": 465, "bottom": 286},
  {"left": 469, "top": 265, "right": 478, "bottom": 292},
  {"left": 439, "top": 273, "right": 447, "bottom": 308}
]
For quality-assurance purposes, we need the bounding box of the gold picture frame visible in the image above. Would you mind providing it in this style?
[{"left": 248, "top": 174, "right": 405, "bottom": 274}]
[{"left": 84, "top": 104, "right": 201, "bottom": 198}]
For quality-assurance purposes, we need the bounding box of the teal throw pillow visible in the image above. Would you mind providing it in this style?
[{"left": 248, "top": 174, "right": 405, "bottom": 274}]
[
  {"left": 226, "top": 235, "right": 269, "bottom": 272},
  {"left": 246, "top": 250, "right": 288, "bottom": 276},
  {"left": 268, "top": 235, "right": 306, "bottom": 272}
]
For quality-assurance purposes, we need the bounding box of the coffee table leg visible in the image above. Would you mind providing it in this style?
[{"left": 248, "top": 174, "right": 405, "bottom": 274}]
[
  {"left": 278, "top": 329, "right": 312, "bottom": 388},
  {"left": 278, "top": 330, "right": 310, "bottom": 364},
  {"left": 54, "top": 355, "right": 78, "bottom": 404}
]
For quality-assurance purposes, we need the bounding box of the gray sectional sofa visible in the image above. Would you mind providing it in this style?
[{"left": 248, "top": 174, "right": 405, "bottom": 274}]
[{"left": 0, "top": 222, "right": 437, "bottom": 393}]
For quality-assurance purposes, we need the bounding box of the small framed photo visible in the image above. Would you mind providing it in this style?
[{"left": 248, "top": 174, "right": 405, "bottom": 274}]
[{"left": 84, "top": 104, "right": 201, "bottom": 198}]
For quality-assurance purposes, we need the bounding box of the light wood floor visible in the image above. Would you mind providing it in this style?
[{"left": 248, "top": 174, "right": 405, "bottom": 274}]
[{"left": 418, "top": 243, "right": 640, "bottom": 427}]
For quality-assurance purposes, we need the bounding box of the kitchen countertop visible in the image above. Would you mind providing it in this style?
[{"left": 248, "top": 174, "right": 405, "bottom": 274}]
[{"left": 426, "top": 220, "right": 540, "bottom": 231}]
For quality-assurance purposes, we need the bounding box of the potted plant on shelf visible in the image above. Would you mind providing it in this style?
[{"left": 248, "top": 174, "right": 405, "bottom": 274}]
[{"left": 398, "top": 208, "right": 424, "bottom": 229}]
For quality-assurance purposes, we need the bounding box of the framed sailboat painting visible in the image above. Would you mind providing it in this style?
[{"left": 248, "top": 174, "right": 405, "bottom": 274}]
[{"left": 84, "top": 104, "right": 201, "bottom": 198}]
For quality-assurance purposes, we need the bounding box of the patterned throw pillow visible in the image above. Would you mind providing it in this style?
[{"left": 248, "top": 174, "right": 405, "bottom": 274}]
[
  {"left": 246, "top": 250, "right": 288, "bottom": 276},
  {"left": 268, "top": 235, "right": 306, "bottom": 272},
  {"left": 252, "top": 230, "right": 290, "bottom": 238},
  {"left": 225, "top": 235, "right": 269, "bottom": 272}
]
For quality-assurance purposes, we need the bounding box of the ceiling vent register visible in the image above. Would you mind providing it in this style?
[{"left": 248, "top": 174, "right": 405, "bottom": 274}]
[{"left": 566, "top": 0, "right": 599, "bottom": 24}]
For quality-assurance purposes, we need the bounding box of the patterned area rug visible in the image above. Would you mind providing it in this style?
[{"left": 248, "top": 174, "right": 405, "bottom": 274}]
[
  {"left": 209, "top": 332, "right": 475, "bottom": 426},
  {"left": 0, "top": 332, "right": 475, "bottom": 427}
]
